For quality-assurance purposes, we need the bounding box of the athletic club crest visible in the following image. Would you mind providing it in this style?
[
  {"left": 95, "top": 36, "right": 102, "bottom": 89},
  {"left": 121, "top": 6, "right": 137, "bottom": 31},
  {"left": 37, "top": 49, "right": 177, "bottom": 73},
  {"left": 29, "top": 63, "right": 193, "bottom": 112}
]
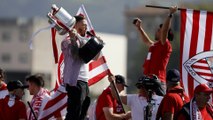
[{"left": 183, "top": 51, "right": 213, "bottom": 87}]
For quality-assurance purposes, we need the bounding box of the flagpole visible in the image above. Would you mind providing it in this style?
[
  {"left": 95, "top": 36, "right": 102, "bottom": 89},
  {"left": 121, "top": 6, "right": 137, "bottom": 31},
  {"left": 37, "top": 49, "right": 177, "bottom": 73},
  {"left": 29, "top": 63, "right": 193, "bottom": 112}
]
[
  {"left": 146, "top": 5, "right": 184, "bottom": 10},
  {"left": 111, "top": 81, "right": 126, "bottom": 114},
  {"left": 27, "top": 101, "right": 38, "bottom": 120}
]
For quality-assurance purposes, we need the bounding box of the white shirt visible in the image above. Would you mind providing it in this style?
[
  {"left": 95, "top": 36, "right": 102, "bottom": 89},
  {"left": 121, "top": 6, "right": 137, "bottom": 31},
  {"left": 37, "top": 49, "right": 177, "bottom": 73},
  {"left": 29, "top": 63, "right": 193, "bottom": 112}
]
[
  {"left": 127, "top": 94, "right": 163, "bottom": 120},
  {"left": 0, "top": 90, "right": 8, "bottom": 99},
  {"left": 77, "top": 63, "right": 89, "bottom": 82}
]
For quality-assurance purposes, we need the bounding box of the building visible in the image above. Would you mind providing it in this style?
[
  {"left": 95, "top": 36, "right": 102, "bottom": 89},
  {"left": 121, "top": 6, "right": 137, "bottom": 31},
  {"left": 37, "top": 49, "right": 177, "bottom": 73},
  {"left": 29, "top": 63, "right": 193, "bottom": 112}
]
[
  {"left": 0, "top": 18, "right": 33, "bottom": 82},
  {"left": 0, "top": 17, "right": 127, "bottom": 97}
]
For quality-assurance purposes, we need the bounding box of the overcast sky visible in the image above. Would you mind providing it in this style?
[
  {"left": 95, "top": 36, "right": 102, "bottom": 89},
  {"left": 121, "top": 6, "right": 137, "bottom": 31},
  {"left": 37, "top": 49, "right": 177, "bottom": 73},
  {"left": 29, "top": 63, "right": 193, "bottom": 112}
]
[{"left": 0, "top": 0, "right": 204, "bottom": 34}]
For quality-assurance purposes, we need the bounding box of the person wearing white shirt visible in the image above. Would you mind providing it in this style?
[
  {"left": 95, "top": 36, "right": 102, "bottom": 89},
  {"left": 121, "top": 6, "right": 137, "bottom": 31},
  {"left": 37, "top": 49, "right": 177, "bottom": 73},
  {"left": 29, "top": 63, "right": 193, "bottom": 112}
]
[{"left": 108, "top": 74, "right": 164, "bottom": 120}]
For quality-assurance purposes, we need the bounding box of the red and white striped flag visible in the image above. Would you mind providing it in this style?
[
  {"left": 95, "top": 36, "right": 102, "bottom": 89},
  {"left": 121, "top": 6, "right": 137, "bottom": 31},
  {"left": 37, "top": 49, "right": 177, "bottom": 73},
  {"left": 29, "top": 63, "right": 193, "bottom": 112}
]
[
  {"left": 38, "top": 86, "right": 67, "bottom": 120},
  {"left": 192, "top": 59, "right": 213, "bottom": 81},
  {"left": 38, "top": 5, "right": 110, "bottom": 119},
  {"left": 180, "top": 9, "right": 213, "bottom": 98}
]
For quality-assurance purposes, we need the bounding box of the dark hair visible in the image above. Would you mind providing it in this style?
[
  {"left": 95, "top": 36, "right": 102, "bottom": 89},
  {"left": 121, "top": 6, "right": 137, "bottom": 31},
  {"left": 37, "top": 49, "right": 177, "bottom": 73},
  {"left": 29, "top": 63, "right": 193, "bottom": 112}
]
[
  {"left": 0, "top": 68, "right": 4, "bottom": 80},
  {"left": 25, "top": 74, "right": 44, "bottom": 87},
  {"left": 74, "top": 15, "right": 85, "bottom": 23},
  {"left": 159, "top": 24, "right": 174, "bottom": 41}
]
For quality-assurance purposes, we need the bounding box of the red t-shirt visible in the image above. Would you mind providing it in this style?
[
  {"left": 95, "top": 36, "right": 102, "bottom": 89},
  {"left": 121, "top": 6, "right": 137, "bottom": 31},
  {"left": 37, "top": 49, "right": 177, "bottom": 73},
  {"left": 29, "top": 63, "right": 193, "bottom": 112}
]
[
  {"left": 0, "top": 95, "right": 27, "bottom": 120},
  {"left": 157, "top": 86, "right": 189, "bottom": 119},
  {"left": 143, "top": 39, "right": 172, "bottom": 82},
  {"left": 95, "top": 87, "right": 123, "bottom": 120},
  {"left": 200, "top": 107, "right": 212, "bottom": 120}
]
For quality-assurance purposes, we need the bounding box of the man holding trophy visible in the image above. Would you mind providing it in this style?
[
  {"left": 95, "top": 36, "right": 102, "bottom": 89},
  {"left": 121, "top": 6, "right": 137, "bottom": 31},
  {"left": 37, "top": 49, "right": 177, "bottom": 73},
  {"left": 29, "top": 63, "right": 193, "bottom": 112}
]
[
  {"left": 62, "top": 15, "right": 92, "bottom": 120},
  {"left": 47, "top": 4, "right": 104, "bottom": 120}
]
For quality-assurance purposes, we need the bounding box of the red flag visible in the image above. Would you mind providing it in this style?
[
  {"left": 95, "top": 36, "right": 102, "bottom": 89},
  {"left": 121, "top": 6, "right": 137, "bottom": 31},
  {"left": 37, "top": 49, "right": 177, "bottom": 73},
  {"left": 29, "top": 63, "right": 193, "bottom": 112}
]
[{"left": 180, "top": 9, "right": 213, "bottom": 98}]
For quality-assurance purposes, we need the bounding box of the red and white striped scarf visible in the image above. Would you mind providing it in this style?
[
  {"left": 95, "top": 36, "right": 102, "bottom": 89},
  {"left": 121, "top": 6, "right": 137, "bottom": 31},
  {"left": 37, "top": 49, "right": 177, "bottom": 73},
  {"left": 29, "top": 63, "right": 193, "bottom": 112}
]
[
  {"left": 190, "top": 99, "right": 202, "bottom": 120},
  {"left": 189, "top": 98, "right": 213, "bottom": 120},
  {"left": 28, "top": 88, "right": 50, "bottom": 120}
]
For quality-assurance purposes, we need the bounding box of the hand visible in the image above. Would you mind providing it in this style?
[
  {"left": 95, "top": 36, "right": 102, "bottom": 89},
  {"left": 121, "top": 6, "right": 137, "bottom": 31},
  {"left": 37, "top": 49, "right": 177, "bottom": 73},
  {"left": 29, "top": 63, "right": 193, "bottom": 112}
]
[
  {"left": 69, "top": 29, "right": 77, "bottom": 38},
  {"left": 133, "top": 18, "right": 142, "bottom": 29},
  {"left": 96, "top": 36, "right": 104, "bottom": 44},
  {"left": 108, "top": 74, "right": 115, "bottom": 83},
  {"left": 169, "top": 6, "right": 177, "bottom": 14},
  {"left": 124, "top": 111, "right": 132, "bottom": 120}
]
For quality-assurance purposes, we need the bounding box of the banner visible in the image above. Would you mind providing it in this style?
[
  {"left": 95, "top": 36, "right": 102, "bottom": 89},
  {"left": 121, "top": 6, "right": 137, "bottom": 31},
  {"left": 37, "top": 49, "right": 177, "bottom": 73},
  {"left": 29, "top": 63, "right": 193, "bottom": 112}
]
[{"left": 180, "top": 9, "right": 213, "bottom": 98}]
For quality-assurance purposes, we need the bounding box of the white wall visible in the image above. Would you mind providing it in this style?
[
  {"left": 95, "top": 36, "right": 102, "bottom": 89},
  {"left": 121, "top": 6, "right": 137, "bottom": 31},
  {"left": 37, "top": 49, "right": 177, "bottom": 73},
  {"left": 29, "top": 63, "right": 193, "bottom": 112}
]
[{"left": 89, "top": 32, "right": 127, "bottom": 95}]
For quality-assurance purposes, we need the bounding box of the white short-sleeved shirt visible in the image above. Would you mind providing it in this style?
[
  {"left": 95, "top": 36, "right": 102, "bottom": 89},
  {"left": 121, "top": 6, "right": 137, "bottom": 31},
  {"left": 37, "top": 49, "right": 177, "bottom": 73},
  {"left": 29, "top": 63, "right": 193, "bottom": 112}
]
[{"left": 127, "top": 94, "right": 163, "bottom": 120}]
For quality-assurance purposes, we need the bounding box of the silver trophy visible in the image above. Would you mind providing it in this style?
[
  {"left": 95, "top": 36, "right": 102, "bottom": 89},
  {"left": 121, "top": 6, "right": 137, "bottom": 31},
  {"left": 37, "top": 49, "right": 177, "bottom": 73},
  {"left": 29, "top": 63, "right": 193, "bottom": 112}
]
[{"left": 47, "top": 4, "right": 76, "bottom": 35}]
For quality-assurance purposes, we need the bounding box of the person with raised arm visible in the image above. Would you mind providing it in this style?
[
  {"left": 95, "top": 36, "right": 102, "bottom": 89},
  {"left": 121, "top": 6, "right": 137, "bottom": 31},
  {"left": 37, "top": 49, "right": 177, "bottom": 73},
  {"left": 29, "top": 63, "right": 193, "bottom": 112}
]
[{"left": 133, "top": 6, "right": 177, "bottom": 90}]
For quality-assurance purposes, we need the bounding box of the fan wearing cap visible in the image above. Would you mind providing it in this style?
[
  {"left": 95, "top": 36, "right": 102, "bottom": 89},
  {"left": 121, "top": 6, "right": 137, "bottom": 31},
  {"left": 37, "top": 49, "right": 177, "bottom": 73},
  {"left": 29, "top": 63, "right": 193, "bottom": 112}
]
[
  {"left": 108, "top": 74, "right": 163, "bottom": 120},
  {"left": 0, "top": 68, "right": 8, "bottom": 99},
  {"left": 95, "top": 75, "right": 131, "bottom": 120},
  {"left": 0, "top": 80, "right": 28, "bottom": 120},
  {"left": 177, "top": 84, "right": 213, "bottom": 120},
  {"left": 156, "top": 69, "right": 189, "bottom": 120}
]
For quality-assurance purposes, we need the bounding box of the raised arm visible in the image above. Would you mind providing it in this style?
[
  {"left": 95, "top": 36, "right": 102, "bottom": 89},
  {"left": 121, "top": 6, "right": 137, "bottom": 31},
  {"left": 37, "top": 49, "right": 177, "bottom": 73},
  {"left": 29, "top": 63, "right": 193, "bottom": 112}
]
[
  {"left": 133, "top": 18, "right": 154, "bottom": 47},
  {"left": 160, "top": 6, "right": 177, "bottom": 45}
]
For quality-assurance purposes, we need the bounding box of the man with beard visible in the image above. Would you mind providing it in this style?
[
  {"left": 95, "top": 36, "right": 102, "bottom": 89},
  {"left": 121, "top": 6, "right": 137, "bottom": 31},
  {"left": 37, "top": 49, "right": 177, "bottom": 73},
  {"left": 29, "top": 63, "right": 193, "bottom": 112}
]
[{"left": 62, "top": 15, "right": 102, "bottom": 120}]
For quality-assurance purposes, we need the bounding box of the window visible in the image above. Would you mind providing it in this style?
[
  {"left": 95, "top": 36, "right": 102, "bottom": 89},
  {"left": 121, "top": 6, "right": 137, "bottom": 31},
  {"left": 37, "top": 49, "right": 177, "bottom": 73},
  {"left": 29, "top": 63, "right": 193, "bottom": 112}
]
[
  {"left": 1, "top": 53, "right": 11, "bottom": 63},
  {"left": 19, "top": 53, "right": 28, "bottom": 64},
  {"left": 1, "top": 31, "right": 11, "bottom": 42},
  {"left": 19, "top": 28, "right": 29, "bottom": 42},
  {"left": 19, "top": 31, "right": 27, "bottom": 42}
]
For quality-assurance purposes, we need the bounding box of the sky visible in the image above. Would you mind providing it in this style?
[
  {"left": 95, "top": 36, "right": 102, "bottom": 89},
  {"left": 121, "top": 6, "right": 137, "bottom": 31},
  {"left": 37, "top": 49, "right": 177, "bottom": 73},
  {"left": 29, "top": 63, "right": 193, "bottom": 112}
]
[
  {"left": 0, "top": 0, "right": 207, "bottom": 34},
  {"left": 0, "top": 0, "right": 181, "bottom": 34}
]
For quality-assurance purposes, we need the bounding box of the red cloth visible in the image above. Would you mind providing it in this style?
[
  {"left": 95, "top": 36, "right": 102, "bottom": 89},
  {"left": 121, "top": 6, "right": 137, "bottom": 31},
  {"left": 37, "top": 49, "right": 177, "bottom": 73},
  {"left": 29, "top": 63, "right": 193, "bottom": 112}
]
[
  {"left": 157, "top": 86, "right": 189, "bottom": 119},
  {"left": 95, "top": 87, "right": 123, "bottom": 120},
  {"left": 200, "top": 107, "right": 212, "bottom": 120},
  {"left": 0, "top": 82, "right": 7, "bottom": 91},
  {"left": 143, "top": 39, "right": 172, "bottom": 82},
  {"left": 0, "top": 95, "right": 27, "bottom": 120}
]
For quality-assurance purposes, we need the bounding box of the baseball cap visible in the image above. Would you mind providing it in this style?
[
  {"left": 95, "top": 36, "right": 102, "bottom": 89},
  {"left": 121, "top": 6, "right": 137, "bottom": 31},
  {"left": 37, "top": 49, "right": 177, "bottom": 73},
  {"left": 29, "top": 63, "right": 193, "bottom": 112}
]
[
  {"left": 7, "top": 80, "right": 29, "bottom": 91},
  {"left": 115, "top": 75, "right": 128, "bottom": 87},
  {"left": 166, "top": 69, "right": 180, "bottom": 83},
  {"left": 194, "top": 84, "right": 213, "bottom": 94}
]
